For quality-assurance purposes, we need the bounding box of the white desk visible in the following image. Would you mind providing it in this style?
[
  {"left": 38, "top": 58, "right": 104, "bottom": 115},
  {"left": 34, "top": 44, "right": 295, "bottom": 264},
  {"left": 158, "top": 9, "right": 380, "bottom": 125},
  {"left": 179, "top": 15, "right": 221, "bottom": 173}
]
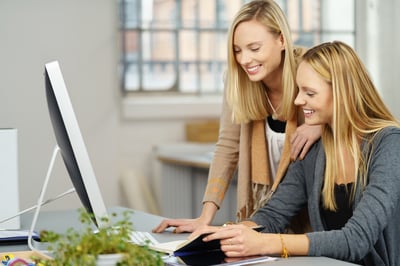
[{"left": 0, "top": 207, "right": 357, "bottom": 265}]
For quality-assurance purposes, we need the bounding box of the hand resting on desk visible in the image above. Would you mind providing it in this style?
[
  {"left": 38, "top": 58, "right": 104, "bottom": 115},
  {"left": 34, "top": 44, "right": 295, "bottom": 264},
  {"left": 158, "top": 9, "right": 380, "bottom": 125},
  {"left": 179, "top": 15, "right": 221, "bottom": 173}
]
[
  {"left": 153, "top": 201, "right": 219, "bottom": 234},
  {"left": 152, "top": 216, "right": 210, "bottom": 234}
]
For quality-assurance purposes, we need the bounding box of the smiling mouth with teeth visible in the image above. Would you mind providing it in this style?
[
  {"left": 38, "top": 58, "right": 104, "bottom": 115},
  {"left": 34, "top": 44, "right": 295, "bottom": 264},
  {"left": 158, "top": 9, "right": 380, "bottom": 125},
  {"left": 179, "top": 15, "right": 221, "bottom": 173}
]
[
  {"left": 303, "top": 109, "right": 314, "bottom": 115},
  {"left": 246, "top": 64, "right": 262, "bottom": 74}
]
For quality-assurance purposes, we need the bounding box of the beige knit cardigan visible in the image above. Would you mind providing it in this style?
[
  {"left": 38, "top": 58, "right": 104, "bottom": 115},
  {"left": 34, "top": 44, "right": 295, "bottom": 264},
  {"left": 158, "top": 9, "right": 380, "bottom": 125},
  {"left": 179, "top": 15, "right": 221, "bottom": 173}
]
[{"left": 203, "top": 96, "right": 298, "bottom": 221}]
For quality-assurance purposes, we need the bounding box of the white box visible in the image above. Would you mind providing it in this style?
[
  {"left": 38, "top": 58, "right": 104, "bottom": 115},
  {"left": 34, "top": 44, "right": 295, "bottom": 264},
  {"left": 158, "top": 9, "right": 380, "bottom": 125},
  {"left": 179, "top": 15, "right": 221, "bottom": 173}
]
[{"left": 0, "top": 128, "right": 20, "bottom": 229}]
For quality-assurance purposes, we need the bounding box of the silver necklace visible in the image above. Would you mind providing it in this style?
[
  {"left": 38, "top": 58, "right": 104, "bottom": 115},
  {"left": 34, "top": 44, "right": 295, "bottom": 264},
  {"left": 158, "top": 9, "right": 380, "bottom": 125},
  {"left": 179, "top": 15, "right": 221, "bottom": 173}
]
[{"left": 265, "top": 92, "right": 281, "bottom": 120}]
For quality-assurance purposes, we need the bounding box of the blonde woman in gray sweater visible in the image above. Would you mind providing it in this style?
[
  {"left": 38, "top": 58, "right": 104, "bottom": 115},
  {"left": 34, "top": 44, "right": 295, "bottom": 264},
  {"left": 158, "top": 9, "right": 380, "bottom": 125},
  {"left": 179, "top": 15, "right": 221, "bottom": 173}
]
[{"left": 199, "top": 41, "right": 400, "bottom": 265}]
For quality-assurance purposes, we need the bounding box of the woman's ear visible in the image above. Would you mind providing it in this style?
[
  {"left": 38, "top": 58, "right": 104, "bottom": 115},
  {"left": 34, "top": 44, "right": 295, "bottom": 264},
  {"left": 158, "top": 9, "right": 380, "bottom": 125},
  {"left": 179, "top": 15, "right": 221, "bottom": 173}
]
[{"left": 280, "top": 34, "right": 285, "bottom": 51}]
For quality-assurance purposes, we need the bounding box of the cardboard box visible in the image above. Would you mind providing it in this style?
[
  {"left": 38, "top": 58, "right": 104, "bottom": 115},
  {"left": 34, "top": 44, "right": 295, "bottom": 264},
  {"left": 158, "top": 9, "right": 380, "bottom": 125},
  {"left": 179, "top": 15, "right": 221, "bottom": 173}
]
[{"left": 185, "top": 120, "right": 219, "bottom": 143}]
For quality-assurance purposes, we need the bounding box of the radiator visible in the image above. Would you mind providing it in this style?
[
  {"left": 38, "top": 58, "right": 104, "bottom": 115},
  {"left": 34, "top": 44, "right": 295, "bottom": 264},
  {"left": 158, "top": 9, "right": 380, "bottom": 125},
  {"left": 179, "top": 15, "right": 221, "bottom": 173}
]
[{"left": 159, "top": 163, "right": 237, "bottom": 225}]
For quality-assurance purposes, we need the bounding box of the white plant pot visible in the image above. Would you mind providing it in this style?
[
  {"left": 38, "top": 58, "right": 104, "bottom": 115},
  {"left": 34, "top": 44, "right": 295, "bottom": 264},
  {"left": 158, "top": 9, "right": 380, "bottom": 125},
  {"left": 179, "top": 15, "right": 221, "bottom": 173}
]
[{"left": 96, "top": 253, "right": 124, "bottom": 266}]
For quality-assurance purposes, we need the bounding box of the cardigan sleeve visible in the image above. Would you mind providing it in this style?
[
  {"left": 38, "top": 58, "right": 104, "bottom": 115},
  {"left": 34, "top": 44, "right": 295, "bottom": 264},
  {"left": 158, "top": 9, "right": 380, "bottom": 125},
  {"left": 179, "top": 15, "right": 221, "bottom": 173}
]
[{"left": 202, "top": 94, "right": 240, "bottom": 207}]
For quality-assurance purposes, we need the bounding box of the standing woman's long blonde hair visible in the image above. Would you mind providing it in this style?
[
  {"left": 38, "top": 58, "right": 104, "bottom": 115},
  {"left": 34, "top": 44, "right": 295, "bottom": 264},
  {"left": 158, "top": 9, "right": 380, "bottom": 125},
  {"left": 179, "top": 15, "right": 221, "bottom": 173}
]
[
  {"left": 302, "top": 41, "right": 400, "bottom": 210},
  {"left": 225, "top": 0, "right": 299, "bottom": 123}
]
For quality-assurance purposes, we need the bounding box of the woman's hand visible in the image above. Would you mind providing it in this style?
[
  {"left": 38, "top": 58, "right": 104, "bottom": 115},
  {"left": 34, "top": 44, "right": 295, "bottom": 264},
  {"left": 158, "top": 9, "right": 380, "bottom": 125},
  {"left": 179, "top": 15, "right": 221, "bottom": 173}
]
[
  {"left": 152, "top": 217, "right": 210, "bottom": 234},
  {"left": 199, "top": 225, "right": 310, "bottom": 258},
  {"left": 153, "top": 202, "right": 218, "bottom": 233},
  {"left": 290, "top": 124, "right": 321, "bottom": 160},
  {"left": 202, "top": 224, "right": 268, "bottom": 257}
]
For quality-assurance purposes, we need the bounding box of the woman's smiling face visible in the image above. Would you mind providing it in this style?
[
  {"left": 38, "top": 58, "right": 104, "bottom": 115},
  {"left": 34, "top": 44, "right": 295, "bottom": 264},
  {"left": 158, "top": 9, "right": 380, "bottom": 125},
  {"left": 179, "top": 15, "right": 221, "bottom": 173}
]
[
  {"left": 233, "top": 19, "right": 284, "bottom": 84},
  {"left": 295, "top": 61, "right": 333, "bottom": 127}
]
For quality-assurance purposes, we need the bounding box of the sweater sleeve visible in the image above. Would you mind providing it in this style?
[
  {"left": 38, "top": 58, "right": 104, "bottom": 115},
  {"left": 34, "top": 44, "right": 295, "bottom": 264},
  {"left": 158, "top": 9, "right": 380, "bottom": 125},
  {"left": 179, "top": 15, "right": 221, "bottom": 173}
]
[
  {"left": 202, "top": 95, "right": 240, "bottom": 207},
  {"left": 307, "top": 128, "right": 400, "bottom": 262}
]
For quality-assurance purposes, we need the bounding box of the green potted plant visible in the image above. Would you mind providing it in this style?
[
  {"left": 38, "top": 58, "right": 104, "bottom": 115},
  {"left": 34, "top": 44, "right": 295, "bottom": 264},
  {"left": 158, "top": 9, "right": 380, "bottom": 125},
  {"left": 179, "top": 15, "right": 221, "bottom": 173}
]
[{"left": 33, "top": 208, "right": 163, "bottom": 266}]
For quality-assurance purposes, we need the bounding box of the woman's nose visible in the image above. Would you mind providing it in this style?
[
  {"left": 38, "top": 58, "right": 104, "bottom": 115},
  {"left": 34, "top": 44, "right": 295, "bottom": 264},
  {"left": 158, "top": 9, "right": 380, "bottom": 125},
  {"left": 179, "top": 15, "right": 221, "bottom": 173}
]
[
  {"left": 294, "top": 92, "right": 304, "bottom": 106},
  {"left": 237, "top": 51, "right": 251, "bottom": 65}
]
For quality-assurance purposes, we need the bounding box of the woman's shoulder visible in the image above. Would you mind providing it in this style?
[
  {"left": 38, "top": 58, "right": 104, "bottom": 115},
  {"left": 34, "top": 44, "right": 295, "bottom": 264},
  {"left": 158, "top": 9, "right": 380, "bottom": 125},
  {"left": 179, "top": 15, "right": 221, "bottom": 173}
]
[
  {"left": 377, "top": 126, "right": 400, "bottom": 136},
  {"left": 371, "top": 126, "right": 400, "bottom": 144}
]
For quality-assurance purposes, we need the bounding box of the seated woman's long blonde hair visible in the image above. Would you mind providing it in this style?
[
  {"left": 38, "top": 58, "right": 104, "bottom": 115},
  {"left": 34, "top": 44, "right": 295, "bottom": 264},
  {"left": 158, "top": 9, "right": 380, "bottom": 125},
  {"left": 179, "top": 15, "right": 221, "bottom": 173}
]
[{"left": 301, "top": 41, "right": 400, "bottom": 210}]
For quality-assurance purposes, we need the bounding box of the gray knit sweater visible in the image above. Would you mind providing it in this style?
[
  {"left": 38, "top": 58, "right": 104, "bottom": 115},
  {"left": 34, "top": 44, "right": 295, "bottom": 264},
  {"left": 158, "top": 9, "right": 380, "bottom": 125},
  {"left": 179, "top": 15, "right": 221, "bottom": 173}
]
[{"left": 251, "top": 126, "right": 400, "bottom": 265}]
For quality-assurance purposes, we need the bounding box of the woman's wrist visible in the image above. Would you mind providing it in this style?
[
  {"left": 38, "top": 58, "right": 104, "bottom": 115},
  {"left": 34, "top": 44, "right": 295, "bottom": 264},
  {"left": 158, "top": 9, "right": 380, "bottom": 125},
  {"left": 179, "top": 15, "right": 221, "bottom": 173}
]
[
  {"left": 278, "top": 233, "right": 290, "bottom": 258},
  {"left": 240, "top": 220, "right": 258, "bottom": 227},
  {"left": 199, "top": 202, "right": 219, "bottom": 224},
  {"left": 261, "top": 234, "right": 285, "bottom": 256}
]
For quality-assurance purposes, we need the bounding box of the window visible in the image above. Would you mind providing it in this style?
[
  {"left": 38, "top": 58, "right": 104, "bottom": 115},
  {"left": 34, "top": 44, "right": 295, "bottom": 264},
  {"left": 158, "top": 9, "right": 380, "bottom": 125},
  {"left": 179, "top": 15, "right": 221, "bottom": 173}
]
[{"left": 120, "top": 0, "right": 355, "bottom": 95}]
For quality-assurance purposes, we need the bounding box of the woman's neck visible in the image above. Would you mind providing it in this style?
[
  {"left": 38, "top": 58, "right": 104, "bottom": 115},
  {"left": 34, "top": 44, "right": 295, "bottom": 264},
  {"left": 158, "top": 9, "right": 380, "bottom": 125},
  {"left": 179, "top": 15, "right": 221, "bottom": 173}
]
[{"left": 262, "top": 74, "right": 282, "bottom": 94}]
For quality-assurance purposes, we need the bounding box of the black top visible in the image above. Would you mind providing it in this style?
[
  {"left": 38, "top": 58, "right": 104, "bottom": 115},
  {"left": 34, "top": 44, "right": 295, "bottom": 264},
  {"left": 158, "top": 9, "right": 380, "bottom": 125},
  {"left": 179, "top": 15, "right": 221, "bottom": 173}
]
[
  {"left": 321, "top": 182, "right": 354, "bottom": 230},
  {"left": 267, "top": 115, "right": 286, "bottom": 133}
]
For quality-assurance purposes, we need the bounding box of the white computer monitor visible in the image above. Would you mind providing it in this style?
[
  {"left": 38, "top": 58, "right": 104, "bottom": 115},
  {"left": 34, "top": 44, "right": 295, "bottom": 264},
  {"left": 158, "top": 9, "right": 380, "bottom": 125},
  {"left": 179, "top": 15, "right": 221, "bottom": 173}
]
[{"left": 44, "top": 61, "right": 109, "bottom": 229}]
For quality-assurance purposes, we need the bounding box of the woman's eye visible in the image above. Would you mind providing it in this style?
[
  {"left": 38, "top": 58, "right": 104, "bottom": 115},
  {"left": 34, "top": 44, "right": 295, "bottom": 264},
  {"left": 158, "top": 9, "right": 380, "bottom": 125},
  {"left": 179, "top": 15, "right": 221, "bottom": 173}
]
[{"left": 251, "top": 47, "right": 260, "bottom": 52}]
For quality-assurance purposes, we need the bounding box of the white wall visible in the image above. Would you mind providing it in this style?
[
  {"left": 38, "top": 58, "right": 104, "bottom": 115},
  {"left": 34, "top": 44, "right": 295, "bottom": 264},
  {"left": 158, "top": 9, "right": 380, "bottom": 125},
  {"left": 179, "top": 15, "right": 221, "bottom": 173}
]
[
  {"left": 0, "top": 0, "right": 399, "bottom": 219},
  {"left": 356, "top": 0, "right": 400, "bottom": 118},
  {"left": 0, "top": 0, "right": 122, "bottom": 212},
  {"left": 0, "top": 0, "right": 194, "bottom": 216},
  {"left": 372, "top": 0, "right": 400, "bottom": 118}
]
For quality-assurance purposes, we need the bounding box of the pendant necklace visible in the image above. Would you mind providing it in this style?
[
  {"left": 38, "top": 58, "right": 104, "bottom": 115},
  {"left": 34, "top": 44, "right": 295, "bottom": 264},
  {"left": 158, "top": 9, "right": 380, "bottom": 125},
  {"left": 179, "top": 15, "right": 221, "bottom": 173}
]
[{"left": 265, "top": 92, "right": 281, "bottom": 120}]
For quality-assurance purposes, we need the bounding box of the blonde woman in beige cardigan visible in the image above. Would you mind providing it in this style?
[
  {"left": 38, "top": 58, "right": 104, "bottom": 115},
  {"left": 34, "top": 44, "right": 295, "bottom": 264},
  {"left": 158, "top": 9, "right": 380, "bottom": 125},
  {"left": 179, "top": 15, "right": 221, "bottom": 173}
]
[{"left": 153, "top": 0, "right": 320, "bottom": 234}]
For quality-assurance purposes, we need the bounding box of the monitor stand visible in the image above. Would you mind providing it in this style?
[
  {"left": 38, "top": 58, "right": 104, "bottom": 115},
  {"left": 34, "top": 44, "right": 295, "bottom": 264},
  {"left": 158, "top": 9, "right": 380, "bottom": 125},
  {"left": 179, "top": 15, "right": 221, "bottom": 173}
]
[{"left": 28, "top": 145, "right": 64, "bottom": 253}]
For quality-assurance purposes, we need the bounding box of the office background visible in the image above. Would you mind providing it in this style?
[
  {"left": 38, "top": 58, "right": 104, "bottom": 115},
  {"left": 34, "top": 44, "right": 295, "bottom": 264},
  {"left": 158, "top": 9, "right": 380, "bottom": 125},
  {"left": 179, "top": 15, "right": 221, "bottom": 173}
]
[{"left": 0, "top": 0, "right": 399, "bottom": 218}]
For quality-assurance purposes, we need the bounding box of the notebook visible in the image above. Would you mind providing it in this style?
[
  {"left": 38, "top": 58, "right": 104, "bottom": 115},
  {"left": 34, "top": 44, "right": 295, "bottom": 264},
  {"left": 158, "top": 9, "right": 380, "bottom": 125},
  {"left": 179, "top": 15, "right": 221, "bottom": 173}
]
[{"left": 0, "top": 230, "right": 40, "bottom": 245}]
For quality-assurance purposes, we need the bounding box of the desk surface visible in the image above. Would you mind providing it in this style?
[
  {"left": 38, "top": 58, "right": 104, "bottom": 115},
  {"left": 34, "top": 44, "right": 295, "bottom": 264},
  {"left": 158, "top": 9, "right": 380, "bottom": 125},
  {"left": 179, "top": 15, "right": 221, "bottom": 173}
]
[{"left": 1, "top": 206, "right": 356, "bottom": 265}]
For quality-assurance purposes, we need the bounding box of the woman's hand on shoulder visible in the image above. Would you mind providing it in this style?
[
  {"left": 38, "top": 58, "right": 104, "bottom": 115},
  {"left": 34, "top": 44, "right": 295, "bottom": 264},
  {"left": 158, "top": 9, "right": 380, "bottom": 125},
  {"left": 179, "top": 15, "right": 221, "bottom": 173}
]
[{"left": 290, "top": 124, "right": 321, "bottom": 160}]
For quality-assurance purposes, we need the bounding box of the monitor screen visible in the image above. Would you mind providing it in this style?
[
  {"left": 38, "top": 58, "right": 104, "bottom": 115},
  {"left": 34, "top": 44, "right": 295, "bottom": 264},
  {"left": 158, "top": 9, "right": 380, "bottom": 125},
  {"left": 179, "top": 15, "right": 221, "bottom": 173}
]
[{"left": 44, "top": 61, "right": 109, "bottom": 229}]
